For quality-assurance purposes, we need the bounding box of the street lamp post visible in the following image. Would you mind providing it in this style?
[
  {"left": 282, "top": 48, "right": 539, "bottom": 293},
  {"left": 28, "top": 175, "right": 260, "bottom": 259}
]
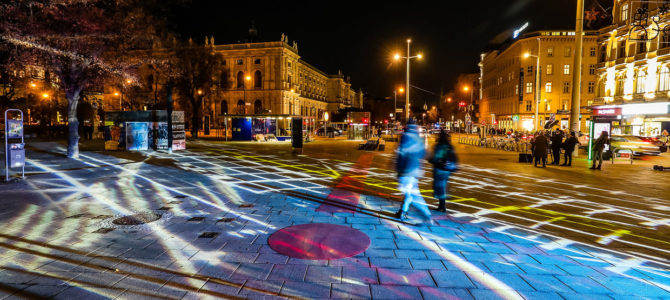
[
  {"left": 524, "top": 44, "right": 541, "bottom": 131},
  {"left": 394, "top": 39, "right": 422, "bottom": 123},
  {"left": 393, "top": 87, "right": 404, "bottom": 125},
  {"left": 244, "top": 75, "right": 251, "bottom": 114}
]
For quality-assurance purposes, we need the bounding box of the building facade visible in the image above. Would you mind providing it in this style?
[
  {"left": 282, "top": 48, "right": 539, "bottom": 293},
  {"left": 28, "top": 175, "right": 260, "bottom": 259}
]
[
  {"left": 593, "top": 0, "right": 670, "bottom": 137},
  {"left": 479, "top": 30, "right": 598, "bottom": 132},
  {"left": 206, "top": 38, "right": 362, "bottom": 126}
]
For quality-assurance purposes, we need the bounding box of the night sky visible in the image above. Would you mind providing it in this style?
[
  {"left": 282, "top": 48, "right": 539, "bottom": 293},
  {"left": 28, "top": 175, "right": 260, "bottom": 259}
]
[{"left": 175, "top": 1, "right": 584, "bottom": 106}]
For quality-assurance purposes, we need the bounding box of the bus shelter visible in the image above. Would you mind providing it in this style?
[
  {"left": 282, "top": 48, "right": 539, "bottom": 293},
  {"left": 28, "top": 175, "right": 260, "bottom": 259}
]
[{"left": 221, "top": 115, "right": 316, "bottom": 142}]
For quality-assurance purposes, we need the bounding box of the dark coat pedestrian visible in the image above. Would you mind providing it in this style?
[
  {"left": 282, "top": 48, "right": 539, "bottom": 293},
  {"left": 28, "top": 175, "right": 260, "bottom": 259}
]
[
  {"left": 533, "top": 133, "right": 549, "bottom": 167},
  {"left": 561, "top": 132, "right": 579, "bottom": 166},
  {"left": 550, "top": 130, "right": 563, "bottom": 165},
  {"left": 430, "top": 130, "right": 457, "bottom": 212}
]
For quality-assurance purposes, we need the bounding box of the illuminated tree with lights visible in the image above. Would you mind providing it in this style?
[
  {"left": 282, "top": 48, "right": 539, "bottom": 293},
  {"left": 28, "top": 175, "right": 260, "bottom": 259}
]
[{"left": 0, "top": 1, "right": 175, "bottom": 158}]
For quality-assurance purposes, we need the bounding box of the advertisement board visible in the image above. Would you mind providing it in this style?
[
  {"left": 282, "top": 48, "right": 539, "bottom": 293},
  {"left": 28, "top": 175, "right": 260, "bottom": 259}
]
[
  {"left": 126, "top": 122, "right": 149, "bottom": 151},
  {"left": 6, "top": 120, "right": 23, "bottom": 139},
  {"left": 172, "top": 111, "right": 186, "bottom": 150}
]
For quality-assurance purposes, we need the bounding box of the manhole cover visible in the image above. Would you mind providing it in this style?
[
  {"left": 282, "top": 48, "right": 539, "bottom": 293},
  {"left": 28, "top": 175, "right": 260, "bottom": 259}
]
[
  {"left": 93, "top": 228, "right": 115, "bottom": 234},
  {"left": 240, "top": 204, "right": 254, "bottom": 208},
  {"left": 198, "top": 232, "right": 220, "bottom": 238},
  {"left": 268, "top": 223, "right": 370, "bottom": 260},
  {"left": 217, "top": 218, "right": 236, "bottom": 223},
  {"left": 112, "top": 213, "right": 162, "bottom": 225}
]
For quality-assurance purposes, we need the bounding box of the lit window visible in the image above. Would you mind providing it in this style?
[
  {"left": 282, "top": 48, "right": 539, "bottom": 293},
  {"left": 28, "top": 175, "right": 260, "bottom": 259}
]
[
  {"left": 526, "top": 82, "right": 533, "bottom": 94},
  {"left": 546, "top": 82, "right": 552, "bottom": 93},
  {"left": 563, "top": 64, "right": 571, "bottom": 75},
  {"left": 564, "top": 47, "right": 571, "bottom": 57},
  {"left": 636, "top": 71, "right": 646, "bottom": 93},
  {"left": 545, "top": 100, "right": 551, "bottom": 111},
  {"left": 547, "top": 47, "right": 554, "bottom": 57},
  {"left": 547, "top": 64, "right": 553, "bottom": 75},
  {"left": 660, "top": 66, "right": 670, "bottom": 91},
  {"left": 621, "top": 4, "right": 629, "bottom": 23}
]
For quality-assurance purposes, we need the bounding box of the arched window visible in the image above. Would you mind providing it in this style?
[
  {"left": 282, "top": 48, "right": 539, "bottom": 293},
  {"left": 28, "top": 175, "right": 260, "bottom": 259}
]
[
  {"left": 220, "top": 72, "right": 228, "bottom": 89},
  {"left": 616, "top": 74, "right": 625, "bottom": 96},
  {"left": 220, "top": 100, "right": 228, "bottom": 115},
  {"left": 237, "top": 71, "right": 244, "bottom": 89},
  {"left": 254, "top": 100, "right": 262, "bottom": 114},
  {"left": 636, "top": 71, "right": 646, "bottom": 94},
  {"left": 254, "top": 70, "right": 262, "bottom": 89},
  {"left": 236, "top": 100, "right": 245, "bottom": 114},
  {"left": 661, "top": 67, "right": 670, "bottom": 91}
]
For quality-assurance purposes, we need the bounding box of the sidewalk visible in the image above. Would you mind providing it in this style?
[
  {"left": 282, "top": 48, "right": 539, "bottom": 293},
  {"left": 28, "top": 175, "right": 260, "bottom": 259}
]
[{"left": 0, "top": 141, "right": 668, "bottom": 299}]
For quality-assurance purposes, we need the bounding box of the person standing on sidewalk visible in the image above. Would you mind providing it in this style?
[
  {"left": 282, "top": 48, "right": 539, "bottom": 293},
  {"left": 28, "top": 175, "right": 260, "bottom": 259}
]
[
  {"left": 561, "top": 131, "right": 579, "bottom": 166},
  {"left": 590, "top": 131, "right": 609, "bottom": 170},
  {"left": 550, "top": 129, "right": 564, "bottom": 165},
  {"left": 534, "top": 131, "right": 549, "bottom": 168},
  {"left": 394, "top": 119, "right": 432, "bottom": 225},
  {"left": 430, "top": 130, "right": 458, "bottom": 212}
]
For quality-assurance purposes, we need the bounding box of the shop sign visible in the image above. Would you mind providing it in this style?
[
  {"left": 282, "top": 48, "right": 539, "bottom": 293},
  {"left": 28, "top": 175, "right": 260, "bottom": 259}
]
[
  {"left": 512, "top": 115, "right": 519, "bottom": 121},
  {"left": 592, "top": 107, "right": 621, "bottom": 116},
  {"left": 621, "top": 103, "right": 670, "bottom": 115}
]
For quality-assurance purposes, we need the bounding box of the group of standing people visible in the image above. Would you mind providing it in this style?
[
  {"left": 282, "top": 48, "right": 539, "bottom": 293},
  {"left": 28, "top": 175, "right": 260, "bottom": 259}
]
[
  {"left": 394, "top": 119, "right": 457, "bottom": 225},
  {"left": 530, "top": 129, "right": 579, "bottom": 168}
]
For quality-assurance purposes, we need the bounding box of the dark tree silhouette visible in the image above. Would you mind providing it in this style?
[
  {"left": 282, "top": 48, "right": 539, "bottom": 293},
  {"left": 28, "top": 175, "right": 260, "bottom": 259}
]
[{"left": 0, "top": 1, "right": 175, "bottom": 158}]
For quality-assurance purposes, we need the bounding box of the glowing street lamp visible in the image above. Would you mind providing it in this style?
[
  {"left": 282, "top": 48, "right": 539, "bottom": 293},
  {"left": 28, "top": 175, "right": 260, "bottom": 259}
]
[
  {"left": 42, "top": 93, "right": 49, "bottom": 99},
  {"left": 393, "top": 87, "right": 405, "bottom": 123},
  {"left": 393, "top": 38, "right": 423, "bottom": 122}
]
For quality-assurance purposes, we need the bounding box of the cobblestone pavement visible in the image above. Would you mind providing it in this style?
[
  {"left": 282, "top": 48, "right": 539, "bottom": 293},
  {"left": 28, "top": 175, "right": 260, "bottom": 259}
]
[{"left": 0, "top": 140, "right": 668, "bottom": 299}]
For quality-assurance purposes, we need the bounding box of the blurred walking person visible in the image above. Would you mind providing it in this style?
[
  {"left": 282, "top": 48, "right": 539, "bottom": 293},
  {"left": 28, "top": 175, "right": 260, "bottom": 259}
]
[
  {"left": 561, "top": 131, "right": 579, "bottom": 166},
  {"left": 590, "top": 131, "right": 609, "bottom": 170},
  {"left": 394, "top": 119, "right": 432, "bottom": 225},
  {"left": 430, "top": 130, "right": 458, "bottom": 212}
]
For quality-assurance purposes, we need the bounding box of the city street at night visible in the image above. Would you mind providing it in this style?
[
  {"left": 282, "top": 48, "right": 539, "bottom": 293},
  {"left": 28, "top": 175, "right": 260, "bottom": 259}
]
[
  {"left": 3, "top": 0, "right": 670, "bottom": 299},
  {"left": 0, "top": 138, "right": 668, "bottom": 299}
]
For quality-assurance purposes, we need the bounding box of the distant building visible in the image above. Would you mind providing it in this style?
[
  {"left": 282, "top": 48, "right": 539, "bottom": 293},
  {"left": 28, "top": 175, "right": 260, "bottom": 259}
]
[
  {"left": 479, "top": 30, "right": 598, "bottom": 131},
  {"left": 593, "top": 0, "right": 670, "bottom": 137}
]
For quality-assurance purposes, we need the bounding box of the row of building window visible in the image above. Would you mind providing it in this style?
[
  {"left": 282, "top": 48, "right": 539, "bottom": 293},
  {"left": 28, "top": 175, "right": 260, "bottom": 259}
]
[
  {"left": 223, "top": 58, "right": 263, "bottom": 66},
  {"left": 545, "top": 46, "right": 597, "bottom": 58},
  {"left": 524, "top": 81, "right": 595, "bottom": 94}
]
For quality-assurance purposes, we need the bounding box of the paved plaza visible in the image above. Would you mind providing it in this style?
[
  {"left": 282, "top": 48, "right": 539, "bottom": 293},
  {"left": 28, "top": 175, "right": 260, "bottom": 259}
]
[{"left": 0, "top": 139, "right": 669, "bottom": 299}]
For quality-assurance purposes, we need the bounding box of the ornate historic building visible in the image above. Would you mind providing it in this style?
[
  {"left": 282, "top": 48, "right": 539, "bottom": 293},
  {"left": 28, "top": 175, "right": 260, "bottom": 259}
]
[
  {"left": 479, "top": 30, "right": 598, "bottom": 131},
  {"left": 207, "top": 35, "right": 362, "bottom": 126},
  {"left": 593, "top": 0, "right": 670, "bottom": 136}
]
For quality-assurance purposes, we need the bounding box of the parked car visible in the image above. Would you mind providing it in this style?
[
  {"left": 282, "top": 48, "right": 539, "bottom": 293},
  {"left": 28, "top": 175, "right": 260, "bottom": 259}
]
[
  {"left": 610, "top": 135, "right": 661, "bottom": 156},
  {"left": 428, "top": 128, "right": 442, "bottom": 135},
  {"left": 315, "top": 127, "right": 342, "bottom": 136}
]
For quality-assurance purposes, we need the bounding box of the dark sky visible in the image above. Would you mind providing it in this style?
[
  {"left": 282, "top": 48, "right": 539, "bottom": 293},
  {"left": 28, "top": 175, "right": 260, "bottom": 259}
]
[{"left": 175, "top": 0, "right": 583, "bottom": 106}]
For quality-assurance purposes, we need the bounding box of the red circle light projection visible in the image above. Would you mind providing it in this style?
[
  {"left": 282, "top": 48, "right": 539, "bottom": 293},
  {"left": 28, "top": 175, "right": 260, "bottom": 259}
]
[{"left": 268, "top": 223, "right": 370, "bottom": 260}]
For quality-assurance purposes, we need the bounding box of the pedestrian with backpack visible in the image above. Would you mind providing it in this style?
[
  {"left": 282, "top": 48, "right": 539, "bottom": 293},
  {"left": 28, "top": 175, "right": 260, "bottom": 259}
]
[{"left": 430, "top": 130, "right": 458, "bottom": 212}]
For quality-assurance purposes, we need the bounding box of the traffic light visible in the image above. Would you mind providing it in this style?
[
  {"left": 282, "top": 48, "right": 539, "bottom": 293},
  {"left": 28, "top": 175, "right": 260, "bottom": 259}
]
[
  {"left": 384, "top": 119, "right": 388, "bottom": 124},
  {"left": 459, "top": 101, "right": 466, "bottom": 107}
]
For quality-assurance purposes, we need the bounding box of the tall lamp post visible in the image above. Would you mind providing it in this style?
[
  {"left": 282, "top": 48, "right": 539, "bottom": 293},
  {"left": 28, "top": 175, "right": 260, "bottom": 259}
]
[
  {"left": 244, "top": 75, "right": 251, "bottom": 114},
  {"left": 394, "top": 39, "right": 422, "bottom": 123},
  {"left": 524, "top": 48, "right": 541, "bottom": 131}
]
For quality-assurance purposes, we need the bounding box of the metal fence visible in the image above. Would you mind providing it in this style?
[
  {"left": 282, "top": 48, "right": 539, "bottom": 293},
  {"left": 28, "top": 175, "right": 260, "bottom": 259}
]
[{"left": 458, "top": 136, "right": 531, "bottom": 153}]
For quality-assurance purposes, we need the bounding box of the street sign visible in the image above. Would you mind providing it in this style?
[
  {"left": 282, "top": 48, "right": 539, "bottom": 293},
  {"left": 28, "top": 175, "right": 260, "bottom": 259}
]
[{"left": 396, "top": 108, "right": 403, "bottom": 113}]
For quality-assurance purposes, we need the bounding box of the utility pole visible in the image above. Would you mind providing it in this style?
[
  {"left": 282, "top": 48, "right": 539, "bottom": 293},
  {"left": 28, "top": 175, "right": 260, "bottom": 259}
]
[
  {"left": 570, "top": 0, "right": 585, "bottom": 136},
  {"left": 406, "top": 40, "right": 411, "bottom": 122}
]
